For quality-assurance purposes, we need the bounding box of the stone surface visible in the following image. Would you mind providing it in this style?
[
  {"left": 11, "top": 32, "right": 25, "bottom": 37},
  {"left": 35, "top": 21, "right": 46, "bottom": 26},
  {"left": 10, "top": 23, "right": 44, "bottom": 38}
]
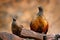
[
  {"left": 21, "top": 28, "right": 44, "bottom": 40},
  {"left": 0, "top": 32, "right": 24, "bottom": 40}
]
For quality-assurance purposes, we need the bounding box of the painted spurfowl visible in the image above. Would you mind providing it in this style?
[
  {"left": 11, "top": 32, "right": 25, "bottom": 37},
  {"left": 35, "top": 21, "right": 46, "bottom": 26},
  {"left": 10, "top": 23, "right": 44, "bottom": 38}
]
[{"left": 30, "top": 7, "right": 48, "bottom": 34}]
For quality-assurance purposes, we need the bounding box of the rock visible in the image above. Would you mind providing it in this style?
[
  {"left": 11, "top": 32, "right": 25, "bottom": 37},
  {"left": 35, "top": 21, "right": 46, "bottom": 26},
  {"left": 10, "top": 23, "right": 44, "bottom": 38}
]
[
  {"left": 0, "top": 32, "right": 24, "bottom": 40},
  {"left": 21, "top": 28, "right": 44, "bottom": 40}
]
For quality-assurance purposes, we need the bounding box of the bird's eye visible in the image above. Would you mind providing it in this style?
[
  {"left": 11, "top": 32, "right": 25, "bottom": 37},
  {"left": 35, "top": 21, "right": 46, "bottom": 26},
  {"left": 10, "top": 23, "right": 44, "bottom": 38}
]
[
  {"left": 39, "top": 7, "right": 43, "bottom": 12},
  {"left": 13, "top": 18, "right": 16, "bottom": 21},
  {"left": 13, "top": 15, "right": 18, "bottom": 21}
]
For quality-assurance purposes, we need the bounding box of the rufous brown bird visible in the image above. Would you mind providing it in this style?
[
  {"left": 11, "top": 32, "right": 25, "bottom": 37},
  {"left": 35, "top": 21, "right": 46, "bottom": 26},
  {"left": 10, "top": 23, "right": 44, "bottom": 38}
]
[{"left": 30, "top": 7, "right": 48, "bottom": 34}]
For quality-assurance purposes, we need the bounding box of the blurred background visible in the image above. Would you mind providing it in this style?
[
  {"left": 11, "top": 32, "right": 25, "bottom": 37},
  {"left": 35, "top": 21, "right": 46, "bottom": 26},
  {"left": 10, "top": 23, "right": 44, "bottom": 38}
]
[{"left": 0, "top": 0, "right": 60, "bottom": 34}]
